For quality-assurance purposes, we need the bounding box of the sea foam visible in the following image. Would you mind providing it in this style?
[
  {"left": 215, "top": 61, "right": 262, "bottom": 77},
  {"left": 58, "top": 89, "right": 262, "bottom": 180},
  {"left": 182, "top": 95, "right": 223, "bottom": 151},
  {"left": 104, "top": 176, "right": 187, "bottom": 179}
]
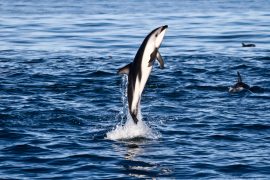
[{"left": 106, "top": 113, "right": 158, "bottom": 140}]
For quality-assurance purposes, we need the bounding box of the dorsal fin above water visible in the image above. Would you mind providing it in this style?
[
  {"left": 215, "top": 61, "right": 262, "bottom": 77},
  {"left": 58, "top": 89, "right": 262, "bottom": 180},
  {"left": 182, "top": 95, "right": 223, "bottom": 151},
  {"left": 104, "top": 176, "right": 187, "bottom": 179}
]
[
  {"left": 118, "top": 63, "right": 131, "bottom": 75},
  {"left": 237, "top": 71, "right": 242, "bottom": 83}
]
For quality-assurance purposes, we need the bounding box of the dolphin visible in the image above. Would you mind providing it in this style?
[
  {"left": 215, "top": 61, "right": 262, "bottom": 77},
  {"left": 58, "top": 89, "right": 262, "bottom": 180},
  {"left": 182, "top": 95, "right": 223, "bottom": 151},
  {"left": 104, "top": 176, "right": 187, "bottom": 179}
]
[
  {"left": 242, "top": 42, "right": 256, "bottom": 47},
  {"left": 229, "top": 71, "right": 250, "bottom": 93},
  {"left": 117, "top": 25, "right": 168, "bottom": 124}
]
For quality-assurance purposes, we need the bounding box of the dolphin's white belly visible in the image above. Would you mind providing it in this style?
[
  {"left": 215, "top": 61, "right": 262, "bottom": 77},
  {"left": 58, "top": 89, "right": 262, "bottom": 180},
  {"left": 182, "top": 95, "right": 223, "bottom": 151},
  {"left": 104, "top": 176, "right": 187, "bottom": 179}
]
[{"left": 131, "top": 51, "right": 153, "bottom": 112}]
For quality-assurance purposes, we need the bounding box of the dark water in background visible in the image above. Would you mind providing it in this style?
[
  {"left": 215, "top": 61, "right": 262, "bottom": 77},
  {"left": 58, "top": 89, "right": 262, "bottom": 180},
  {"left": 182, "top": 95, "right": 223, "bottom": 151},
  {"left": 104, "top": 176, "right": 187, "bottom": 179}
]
[{"left": 1, "top": 0, "right": 270, "bottom": 179}]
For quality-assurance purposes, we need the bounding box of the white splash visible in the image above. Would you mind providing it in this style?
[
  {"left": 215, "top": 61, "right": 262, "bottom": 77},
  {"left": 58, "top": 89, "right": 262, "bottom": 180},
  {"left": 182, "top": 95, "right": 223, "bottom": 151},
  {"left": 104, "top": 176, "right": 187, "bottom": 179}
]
[
  {"left": 106, "top": 112, "right": 158, "bottom": 140},
  {"left": 106, "top": 75, "right": 160, "bottom": 141}
]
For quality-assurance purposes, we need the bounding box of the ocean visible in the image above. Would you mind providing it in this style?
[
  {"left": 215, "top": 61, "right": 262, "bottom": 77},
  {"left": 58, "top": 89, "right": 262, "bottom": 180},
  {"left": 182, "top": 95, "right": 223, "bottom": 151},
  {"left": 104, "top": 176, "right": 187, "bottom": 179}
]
[{"left": 0, "top": 0, "right": 270, "bottom": 179}]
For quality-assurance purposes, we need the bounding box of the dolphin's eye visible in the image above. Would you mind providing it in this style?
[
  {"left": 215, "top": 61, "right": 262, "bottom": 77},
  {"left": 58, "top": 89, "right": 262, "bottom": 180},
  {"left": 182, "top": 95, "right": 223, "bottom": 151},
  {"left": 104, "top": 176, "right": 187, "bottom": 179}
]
[{"left": 155, "top": 34, "right": 158, "bottom": 37}]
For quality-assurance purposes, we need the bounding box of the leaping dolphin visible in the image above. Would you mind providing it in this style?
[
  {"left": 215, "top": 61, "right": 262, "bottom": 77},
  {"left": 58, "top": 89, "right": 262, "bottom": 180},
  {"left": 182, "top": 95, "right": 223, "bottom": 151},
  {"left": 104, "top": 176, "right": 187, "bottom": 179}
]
[{"left": 117, "top": 25, "right": 168, "bottom": 124}]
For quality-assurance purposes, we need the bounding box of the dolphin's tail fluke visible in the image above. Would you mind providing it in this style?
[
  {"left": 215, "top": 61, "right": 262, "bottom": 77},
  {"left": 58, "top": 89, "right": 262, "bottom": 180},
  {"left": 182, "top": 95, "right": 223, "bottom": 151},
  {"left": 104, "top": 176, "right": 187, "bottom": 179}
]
[{"left": 131, "top": 113, "right": 139, "bottom": 124}]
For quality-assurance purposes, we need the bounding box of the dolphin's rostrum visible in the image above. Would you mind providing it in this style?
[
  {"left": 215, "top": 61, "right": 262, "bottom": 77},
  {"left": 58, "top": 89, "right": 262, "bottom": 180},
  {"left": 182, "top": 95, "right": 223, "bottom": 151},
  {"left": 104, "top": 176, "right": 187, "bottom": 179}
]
[{"left": 118, "top": 25, "right": 168, "bottom": 124}]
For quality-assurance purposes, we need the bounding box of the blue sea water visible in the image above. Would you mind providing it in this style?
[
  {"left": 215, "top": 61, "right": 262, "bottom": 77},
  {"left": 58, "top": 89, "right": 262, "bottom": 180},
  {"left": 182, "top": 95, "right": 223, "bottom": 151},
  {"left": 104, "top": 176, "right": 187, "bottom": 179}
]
[{"left": 1, "top": 0, "right": 270, "bottom": 179}]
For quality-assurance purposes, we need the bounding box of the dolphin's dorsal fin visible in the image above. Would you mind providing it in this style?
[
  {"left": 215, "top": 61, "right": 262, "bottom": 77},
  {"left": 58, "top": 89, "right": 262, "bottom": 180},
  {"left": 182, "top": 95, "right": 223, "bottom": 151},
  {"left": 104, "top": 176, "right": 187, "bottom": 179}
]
[
  {"left": 118, "top": 63, "right": 131, "bottom": 75},
  {"left": 156, "top": 51, "right": 164, "bottom": 69},
  {"left": 237, "top": 71, "right": 242, "bottom": 83}
]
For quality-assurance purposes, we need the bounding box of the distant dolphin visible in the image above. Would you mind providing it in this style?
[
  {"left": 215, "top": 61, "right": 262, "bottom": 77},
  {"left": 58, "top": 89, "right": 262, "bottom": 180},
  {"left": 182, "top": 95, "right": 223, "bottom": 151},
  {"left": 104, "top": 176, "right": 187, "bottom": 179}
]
[
  {"left": 229, "top": 71, "right": 250, "bottom": 93},
  {"left": 242, "top": 42, "right": 256, "bottom": 47},
  {"left": 117, "top": 25, "right": 168, "bottom": 124}
]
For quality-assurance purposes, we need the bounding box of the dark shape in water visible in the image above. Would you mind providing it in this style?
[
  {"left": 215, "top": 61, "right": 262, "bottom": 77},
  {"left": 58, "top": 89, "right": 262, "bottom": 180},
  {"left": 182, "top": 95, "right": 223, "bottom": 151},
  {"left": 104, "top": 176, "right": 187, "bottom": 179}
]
[
  {"left": 242, "top": 42, "right": 256, "bottom": 47},
  {"left": 229, "top": 71, "right": 250, "bottom": 93},
  {"left": 229, "top": 72, "right": 264, "bottom": 93}
]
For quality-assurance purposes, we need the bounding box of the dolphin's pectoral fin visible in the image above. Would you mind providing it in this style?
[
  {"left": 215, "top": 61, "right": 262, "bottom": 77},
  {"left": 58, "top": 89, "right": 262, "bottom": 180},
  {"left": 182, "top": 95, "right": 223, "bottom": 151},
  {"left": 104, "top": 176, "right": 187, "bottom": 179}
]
[
  {"left": 237, "top": 71, "right": 242, "bottom": 83},
  {"left": 156, "top": 51, "right": 165, "bottom": 69},
  {"left": 148, "top": 49, "right": 165, "bottom": 69},
  {"left": 148, "top": 48, "right": 158, "bottom": 67},
  {"left": 148, "top": 59, "right": 155, "bottom": 67},
  {"left": 118, "top": 63, "right": 131, "bottom": 75}
]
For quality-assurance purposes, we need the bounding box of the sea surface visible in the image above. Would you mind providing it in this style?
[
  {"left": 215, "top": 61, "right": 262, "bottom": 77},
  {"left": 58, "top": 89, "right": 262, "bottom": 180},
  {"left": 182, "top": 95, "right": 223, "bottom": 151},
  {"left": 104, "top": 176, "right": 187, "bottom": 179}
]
[{"left": 1, "top": 0, "right": 270, "bottom": 179}]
